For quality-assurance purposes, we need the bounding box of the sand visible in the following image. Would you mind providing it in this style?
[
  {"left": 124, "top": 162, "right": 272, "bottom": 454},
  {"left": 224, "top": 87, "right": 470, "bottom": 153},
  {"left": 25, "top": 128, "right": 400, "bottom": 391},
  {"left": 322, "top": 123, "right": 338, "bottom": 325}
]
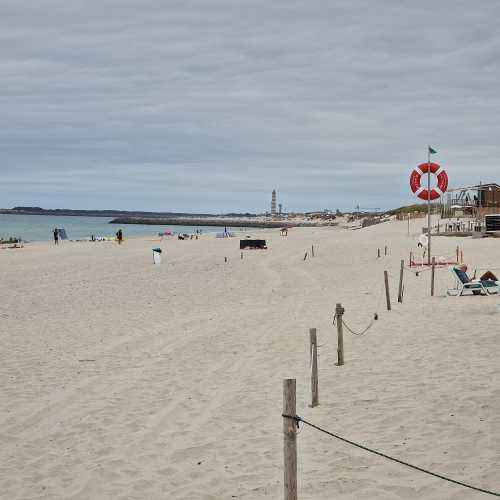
[{"left": 0, "top": 221, "right": 499, "bottom": 499}]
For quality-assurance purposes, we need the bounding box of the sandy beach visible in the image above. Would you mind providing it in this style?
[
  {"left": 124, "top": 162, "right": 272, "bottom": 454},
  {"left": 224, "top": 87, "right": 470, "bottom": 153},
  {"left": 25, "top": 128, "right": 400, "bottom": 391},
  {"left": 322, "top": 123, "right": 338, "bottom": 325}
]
[{"left": 1, "top": 221, "right": 499, "bottom": 499}]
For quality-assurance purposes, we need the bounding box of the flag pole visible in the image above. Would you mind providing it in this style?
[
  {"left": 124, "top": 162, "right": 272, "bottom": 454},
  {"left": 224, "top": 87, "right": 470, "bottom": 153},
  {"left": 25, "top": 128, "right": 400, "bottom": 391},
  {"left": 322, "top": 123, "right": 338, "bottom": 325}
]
[{"left": 427, "top": 146, "right": 431, "bottom": 265}]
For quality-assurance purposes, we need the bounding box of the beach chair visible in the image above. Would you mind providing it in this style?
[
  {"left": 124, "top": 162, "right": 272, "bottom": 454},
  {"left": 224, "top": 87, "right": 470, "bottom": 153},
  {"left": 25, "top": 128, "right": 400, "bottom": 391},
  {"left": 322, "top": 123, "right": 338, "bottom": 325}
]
[{"left": 448, "top": 266, "right": 499, "bottom": 296}]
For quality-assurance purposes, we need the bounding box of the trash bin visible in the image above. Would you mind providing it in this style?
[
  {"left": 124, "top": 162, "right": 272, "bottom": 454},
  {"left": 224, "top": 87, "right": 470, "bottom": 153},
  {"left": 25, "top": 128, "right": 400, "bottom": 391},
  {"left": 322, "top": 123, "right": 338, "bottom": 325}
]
[{"left": 152, "top": 247, "right": 162, "bottom": 264}]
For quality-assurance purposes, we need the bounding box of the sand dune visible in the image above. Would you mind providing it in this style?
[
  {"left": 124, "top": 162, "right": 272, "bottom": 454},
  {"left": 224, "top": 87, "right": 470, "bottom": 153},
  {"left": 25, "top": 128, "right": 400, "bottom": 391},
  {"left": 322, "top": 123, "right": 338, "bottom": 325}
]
[{"left": 0, "top": 221, "right": 498, "bottom": 499}]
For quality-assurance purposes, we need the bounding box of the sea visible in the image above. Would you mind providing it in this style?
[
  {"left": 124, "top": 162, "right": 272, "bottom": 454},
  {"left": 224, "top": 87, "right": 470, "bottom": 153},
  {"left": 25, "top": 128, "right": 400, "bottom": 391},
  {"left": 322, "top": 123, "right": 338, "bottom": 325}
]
[{"left": 0, "top": 214, "right": 245, "bottom": 242}]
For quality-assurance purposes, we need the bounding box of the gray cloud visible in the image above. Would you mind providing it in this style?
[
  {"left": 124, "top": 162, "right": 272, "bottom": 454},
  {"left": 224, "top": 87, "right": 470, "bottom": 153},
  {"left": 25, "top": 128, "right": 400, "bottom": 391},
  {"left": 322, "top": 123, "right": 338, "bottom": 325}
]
[{"left": 1, "top": 0, "right": 500, "bottom": 212}]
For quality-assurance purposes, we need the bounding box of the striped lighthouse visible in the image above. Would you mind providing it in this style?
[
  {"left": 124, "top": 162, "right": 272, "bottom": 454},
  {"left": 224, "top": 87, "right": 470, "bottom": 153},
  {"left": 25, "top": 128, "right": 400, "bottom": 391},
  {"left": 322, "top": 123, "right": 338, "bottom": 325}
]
[{"left": 271, "top": 190, "right": 277, "bottom": 217}]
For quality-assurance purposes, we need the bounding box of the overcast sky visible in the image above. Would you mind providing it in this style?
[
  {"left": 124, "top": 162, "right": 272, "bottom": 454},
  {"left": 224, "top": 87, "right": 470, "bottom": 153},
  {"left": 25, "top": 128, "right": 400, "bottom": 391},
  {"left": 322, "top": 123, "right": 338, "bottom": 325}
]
[{"left": 1, "top": 1, "right": 499, "bottom": 213}]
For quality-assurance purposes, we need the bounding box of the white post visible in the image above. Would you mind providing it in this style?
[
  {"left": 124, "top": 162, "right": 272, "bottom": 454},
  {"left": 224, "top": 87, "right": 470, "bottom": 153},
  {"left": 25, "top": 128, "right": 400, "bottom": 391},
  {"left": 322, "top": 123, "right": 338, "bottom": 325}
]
[{"left": 427, "top": 146, "right": 432, "bottom": 266}]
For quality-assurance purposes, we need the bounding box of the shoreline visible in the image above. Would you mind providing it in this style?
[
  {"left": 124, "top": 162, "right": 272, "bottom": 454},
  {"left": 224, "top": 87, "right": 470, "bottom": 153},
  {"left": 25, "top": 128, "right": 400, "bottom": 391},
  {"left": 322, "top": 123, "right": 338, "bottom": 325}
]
[
  {"left": 1, "top": 213, "right": 266, "bottom": 243},
  {"left": 109, "top": 216, "right": 338, "bottom": 228}
]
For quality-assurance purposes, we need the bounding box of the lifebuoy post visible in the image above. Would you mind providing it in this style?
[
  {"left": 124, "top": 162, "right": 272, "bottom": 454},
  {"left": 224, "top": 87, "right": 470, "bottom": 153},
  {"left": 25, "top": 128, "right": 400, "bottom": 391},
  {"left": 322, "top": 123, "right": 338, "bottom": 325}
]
[{"left": 409, "top": 147, "right": 448, "bottom": 266}]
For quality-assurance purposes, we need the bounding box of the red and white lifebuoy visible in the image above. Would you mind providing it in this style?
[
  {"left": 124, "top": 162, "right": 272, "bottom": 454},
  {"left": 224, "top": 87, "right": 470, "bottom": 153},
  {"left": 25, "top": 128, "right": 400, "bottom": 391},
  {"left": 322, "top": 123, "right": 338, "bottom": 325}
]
[{"left": 410, "top": 162, "right": 448, "bottom": 200}]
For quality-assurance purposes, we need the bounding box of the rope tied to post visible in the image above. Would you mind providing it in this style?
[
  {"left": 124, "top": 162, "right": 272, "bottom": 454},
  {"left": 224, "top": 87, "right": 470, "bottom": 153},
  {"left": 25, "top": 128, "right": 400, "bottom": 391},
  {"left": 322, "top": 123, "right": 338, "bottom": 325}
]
[
  {"left": 282, "top": 413, "right": 500, "bottom": 497},
  {"left": 332, "top": 310, "right": 378, "bottom": 336},
  {"left": 342, "top": 314, "right": 378, "bottom": 336},
  {"left": 331, "top": 267, "right": 387, "bottom": 336}
]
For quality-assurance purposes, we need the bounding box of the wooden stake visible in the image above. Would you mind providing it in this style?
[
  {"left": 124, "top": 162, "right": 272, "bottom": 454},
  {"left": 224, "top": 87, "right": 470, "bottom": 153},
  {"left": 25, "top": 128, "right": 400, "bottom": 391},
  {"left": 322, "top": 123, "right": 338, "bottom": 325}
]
[
  {"left": 225, "top": 256, "right": 227, "bottom": 263},
  {"left": 456, "top": 246, "right": 459, "bottom": 263},
  {"left": 384, "top": 245, "right": 388, "bottom": 256},
  {"left": 303, "top": 251, "right": 308, "bottom": 261},
  {"left": 409, "top": 251, "right": 413, "bottom": 267},
  {"left": 283, "top": 379, "right": 297, "bottom": 500},
  {"left": 377, "top": 248, "right": 381, "bottom": 258},
  {"left": 241, "top": 252, "right": 243, "bottom": 259},
  {"left": 311, "top": 245, "right": 315, "bottom": 257},
  {"left": 384, "top": 270, "right": 391, "bottom": 311},
  {"left": 431, "top": 257, "right": 436, "bottom": 296},
  {"left": 309, "top": 328, "right": 319, "bottom": 408},
  {"left": 460, "top": 249, "right": 463, "bottom": 263},
  {"left": 398, "top": 259, "right": 404, "bottom": 303},
  {"left": 335, "top": 303, "right": 344, "bottom": 366}
]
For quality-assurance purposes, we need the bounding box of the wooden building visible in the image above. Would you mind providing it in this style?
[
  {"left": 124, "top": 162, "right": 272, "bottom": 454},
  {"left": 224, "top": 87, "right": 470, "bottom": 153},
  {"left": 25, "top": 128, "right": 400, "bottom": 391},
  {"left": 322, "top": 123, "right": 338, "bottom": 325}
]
[{"left": 443, "top": 183, "right": 500, "bottom": 219}]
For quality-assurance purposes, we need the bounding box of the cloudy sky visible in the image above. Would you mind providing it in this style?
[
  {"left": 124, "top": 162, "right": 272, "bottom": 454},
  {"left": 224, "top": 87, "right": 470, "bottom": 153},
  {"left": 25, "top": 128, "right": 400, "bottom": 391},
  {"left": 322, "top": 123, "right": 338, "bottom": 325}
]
[{"left": 1, "top": 1, "right": 500, "bottom": 213}]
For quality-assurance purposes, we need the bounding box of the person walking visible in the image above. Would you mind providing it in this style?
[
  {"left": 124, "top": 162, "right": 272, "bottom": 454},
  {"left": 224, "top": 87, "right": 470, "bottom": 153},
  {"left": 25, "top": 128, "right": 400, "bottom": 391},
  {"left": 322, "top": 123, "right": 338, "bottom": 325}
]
[
  {"left": 116, "top": 229, "right": 123, "bottom": 244},
  {"left": 53, "top": 228, "right": 59, "bottom": 245}
]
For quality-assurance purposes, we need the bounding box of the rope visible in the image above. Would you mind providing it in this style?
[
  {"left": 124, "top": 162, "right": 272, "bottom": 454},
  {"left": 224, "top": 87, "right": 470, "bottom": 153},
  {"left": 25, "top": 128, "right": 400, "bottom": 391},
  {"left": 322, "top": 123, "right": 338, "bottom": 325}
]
[
  {"left": 331, "top": 263, "right": 392, "bottom": 337},
  {"left": 282, "top": 414, "right": 500, "bottom": 497},
  {"left": 332, "top": 278, "right": 382, "bottom": 336},
  {"left": 341, "top": 316, "right": 377, "bottom": 336},
  {"left": 404, "top": 266, "right": 432, "bottom": 276}
]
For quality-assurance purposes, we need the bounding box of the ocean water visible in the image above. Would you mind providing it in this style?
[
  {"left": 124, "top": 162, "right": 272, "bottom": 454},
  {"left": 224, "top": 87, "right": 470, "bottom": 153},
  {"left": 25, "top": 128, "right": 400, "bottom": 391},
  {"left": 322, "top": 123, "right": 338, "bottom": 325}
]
[{"left": 0, "top": 214, "right": 246, "bottom": 242}]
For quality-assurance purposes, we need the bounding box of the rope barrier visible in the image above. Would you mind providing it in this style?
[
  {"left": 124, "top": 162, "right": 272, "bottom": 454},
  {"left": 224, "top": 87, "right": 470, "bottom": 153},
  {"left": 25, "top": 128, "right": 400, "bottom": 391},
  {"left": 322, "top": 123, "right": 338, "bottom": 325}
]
[
  {"left": 332, "top": 277, "right": 383, "bottom": 336},
  {"left": 341, "top": 316, "right": 378, "bottom": 336},
  {"left": 282, "top": 414, "right": 500, "bottom": 497}
]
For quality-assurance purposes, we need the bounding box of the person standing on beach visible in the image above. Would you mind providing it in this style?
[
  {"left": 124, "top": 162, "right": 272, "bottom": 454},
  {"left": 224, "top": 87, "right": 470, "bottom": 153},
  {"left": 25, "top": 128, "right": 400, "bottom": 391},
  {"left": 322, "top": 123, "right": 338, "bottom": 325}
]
[
  {"left": 116, "top": 229, "right": 123, "bottom": 244},
  {"left": 53, "top": 228, "right": 59, "bottom": 245}
]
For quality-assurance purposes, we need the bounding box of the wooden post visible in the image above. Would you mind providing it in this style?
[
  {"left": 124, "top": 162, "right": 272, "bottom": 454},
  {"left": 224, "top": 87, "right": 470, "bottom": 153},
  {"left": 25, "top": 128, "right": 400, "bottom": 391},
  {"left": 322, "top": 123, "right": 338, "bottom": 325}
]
[
  {"left": 384, "top": 245, "right": 387, "bottom": 256},
  {"left": 456, "top": 246, "right": 459, "bottom": 263},
  {"left": 309, "top": 328, "right": 319, "bottom": 407},
  {"left": 225, "top": 256, "right": 227, "bottom": 263},
  {"left": 409, "top": 251, "right": 413, "bottom": 267},
  {"left": 460, "top": 249, "right": 463, "bottom": 263},
  {"left": 384, "top": 270, "right": 391, "bottom": 311},
  {"left": 398, "top": 259, "right": 404, "bottom": 303},
  {"left": 283, "top": 379, "right": 297, "bottom": 500},
  {"left": 335, "top": 303, "right": 344, "bottom": 366},
  {"left": 377, "top": 248, "right": 381, "bottom": 258},
  {"left": 311, "top": 245, "right": 315, "bottom": 257},
  {"left": 241, "top": 252, "right": 243, "bottom": 260},
  {"left": 303, "top": 252, "right": 308, "bottom": 261},
  {"left": 431, "top": 257, "right": 436, "bottom": 296}
]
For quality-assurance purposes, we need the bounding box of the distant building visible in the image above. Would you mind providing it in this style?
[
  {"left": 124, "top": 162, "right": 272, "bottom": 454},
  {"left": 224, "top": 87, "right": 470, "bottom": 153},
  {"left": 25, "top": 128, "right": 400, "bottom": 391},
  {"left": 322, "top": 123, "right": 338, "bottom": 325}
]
[
  {"left": 304, "top": 209, "right": 337, "bottom": 221},
  {"left": 278, "top": 203, "right": 282, "bottom": 215},
  {"left": 444, "top": 182, "right": 500, "bottom": 218},
  {"left": 271, "top": 190, "right": 277, "bottom": 216}
]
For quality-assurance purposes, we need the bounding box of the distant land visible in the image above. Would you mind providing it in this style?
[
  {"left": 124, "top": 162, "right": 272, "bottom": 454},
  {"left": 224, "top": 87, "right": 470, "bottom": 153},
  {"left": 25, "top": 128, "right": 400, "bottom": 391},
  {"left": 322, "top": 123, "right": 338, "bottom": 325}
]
[
  {"left": 0, "top": 206, "right": 258, "bottom": 218},
  {"left": 0, "top": 206, "right": 339, "bottom": 228},
  {"left": 3, "top": 204, "right": 427, "bottom": 229}
]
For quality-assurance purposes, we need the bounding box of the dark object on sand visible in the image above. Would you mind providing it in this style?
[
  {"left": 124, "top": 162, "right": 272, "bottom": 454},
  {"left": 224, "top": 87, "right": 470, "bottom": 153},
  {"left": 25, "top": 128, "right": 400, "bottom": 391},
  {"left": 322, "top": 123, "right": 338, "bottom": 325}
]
[
  {"left": 485, "top": 214, "right": 500, "bottom": 232},
  {"left": 240, "top": 239, "right": 267, "bottom": 250}
]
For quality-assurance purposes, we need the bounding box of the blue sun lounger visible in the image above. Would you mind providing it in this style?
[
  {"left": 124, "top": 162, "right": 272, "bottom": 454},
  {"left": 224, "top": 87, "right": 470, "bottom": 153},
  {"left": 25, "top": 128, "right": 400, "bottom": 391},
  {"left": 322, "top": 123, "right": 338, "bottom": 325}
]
[{"left": 448, "top": 266, "right": 499, "bottom": 296}]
